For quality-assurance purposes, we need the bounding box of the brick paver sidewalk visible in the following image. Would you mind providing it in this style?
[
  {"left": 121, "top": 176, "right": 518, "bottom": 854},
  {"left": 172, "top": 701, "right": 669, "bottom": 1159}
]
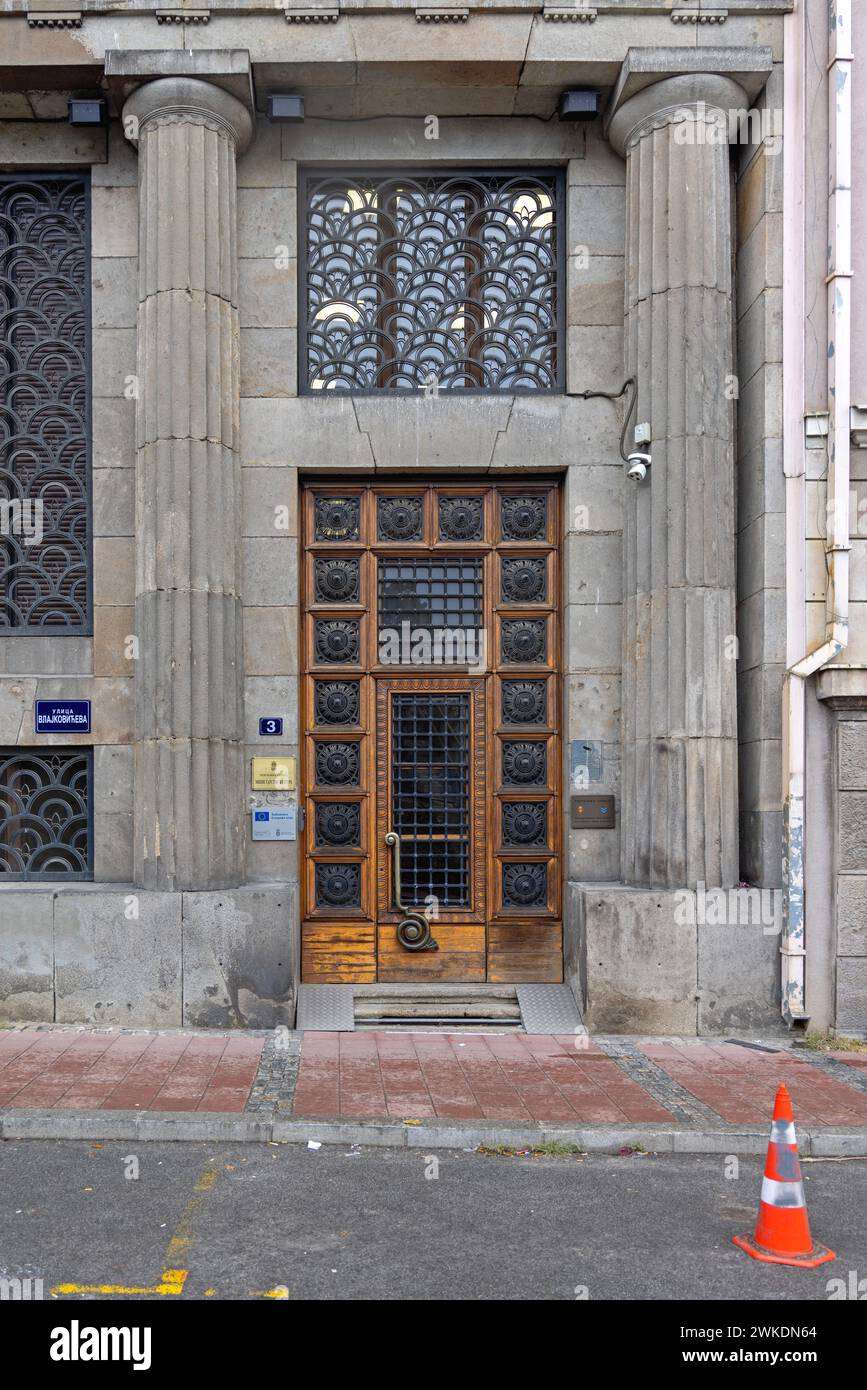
[
  {"left": 293, "top": 1031, "right": 675, "bottom": 1123},
  {"left": 639, "top": 1041, "right": 867, "bottom": 1127},
  {"left": 291, "top": 1032, "right": 867, "bottom": 1127},
  {"left": 0, "top": 1029, "right": 264, "bottom": 1112},
  {"left": 3, "top": 1027, "right": 867, "bottom": 1133}
]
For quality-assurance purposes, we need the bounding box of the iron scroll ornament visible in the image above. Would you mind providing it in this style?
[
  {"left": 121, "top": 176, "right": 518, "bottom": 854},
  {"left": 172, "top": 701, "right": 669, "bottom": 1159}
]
[
  {"left": 0, "top": 174, "right": 90, "bottom": 631},
  {"left": 384, "top": 830, "right": 439, "bottom": 951},
  {"left": 303, "top": 170, "right": 561, "bottom": 392}
]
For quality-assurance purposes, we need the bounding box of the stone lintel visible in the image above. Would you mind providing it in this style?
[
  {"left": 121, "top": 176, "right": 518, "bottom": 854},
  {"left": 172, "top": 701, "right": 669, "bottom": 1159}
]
[
  {"left": 604, "top": 44, "right": 773, "bottom": 151},
  {"left": 104, "top": 48, "right": 255, "bottom": 124}
]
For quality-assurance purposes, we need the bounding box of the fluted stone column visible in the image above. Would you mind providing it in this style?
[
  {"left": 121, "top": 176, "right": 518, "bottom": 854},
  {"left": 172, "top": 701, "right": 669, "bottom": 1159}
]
[
  {"left": 609, "top": 75, "right": 742, "bottom": 890},
  {"left": 123, "top": 78, "right": 252, "bottom": 891}
]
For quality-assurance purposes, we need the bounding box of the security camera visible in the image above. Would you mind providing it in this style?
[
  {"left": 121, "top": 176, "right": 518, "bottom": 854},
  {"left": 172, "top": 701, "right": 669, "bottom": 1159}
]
[{"left": 626, "top": 452, "right": 651, "bottom": 482}]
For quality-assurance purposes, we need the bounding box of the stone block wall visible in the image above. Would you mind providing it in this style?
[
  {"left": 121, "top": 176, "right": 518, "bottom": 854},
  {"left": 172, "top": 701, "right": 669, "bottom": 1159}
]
[{"left": 835, "top": 717, "right": 867, "bottom": 1036}]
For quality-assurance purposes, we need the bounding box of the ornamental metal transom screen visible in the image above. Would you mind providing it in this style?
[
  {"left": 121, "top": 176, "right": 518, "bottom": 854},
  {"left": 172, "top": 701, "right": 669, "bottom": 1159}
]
[
  {"left": 0, "top": 748, "right": 92, "bottom": 880},
  {"left": 391, "top": 693, "right": 471, "bottom": 908},
  {"left": 302, "top": 169, "right": 563, "bottom": 393},
  {"left": 0, "top": 174, "right": 91, "bottom": 631}
]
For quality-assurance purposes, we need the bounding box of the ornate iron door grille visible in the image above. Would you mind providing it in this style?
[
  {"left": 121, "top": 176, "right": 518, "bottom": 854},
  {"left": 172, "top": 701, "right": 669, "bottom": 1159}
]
[
  {"left": 301, "top": 169, "right": 564, "bottom": 394},
  {"left": 391, "top": 692, "right": 471, "bottom": 908},
  {"left": 0, "top": 173, "right": 91, "bottom": 633},
  {"left": 0, "top": 748, "right": 93, "bottom": 880}
]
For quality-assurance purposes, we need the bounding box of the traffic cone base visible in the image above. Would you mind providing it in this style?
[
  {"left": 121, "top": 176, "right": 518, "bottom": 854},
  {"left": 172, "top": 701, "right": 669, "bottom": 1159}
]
[{"left": 732, "top": 1232, "right": 836, "bottom": 1269}]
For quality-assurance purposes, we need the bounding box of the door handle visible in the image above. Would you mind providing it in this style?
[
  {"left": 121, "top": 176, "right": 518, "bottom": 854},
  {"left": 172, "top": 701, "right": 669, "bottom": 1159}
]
[{"left": 384, "top": 830, "right": 438, "bottom": 952}]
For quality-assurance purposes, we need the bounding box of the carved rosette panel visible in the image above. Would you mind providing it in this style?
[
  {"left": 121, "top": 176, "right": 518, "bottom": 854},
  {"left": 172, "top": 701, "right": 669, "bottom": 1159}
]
[
  {"left": 501, "top": 618, "right": 546, "bottom": 664},
  {"left": 314, "top": 680, "right": 360, "bottom": 725},
  {"left": 304, "top": 171, "right": 561, "bottom": 392},
  {"left": 502, "top": 494, "right": 547, "bottom": 541},
  {"left": 502, "top": 801, "right": 547, "bottom": 846},
  {"left": 314, "top": 557, "right": 360, "bottom": 603},
  {"left": 315, "top": 862, "right": 361, "bottom": 908},
  {"left": 502, "top": 862, "right": 547, "bottom": 908},
  {"left": 314, "top": 495, "right": 360, "bottom": 542},
  {"left": 0, "top": 175, "right": 89, "bottom": 631},
  {"left": 502, "top": 741, "right": 547, "bottom": 786},
  {"left": 314, "top": 802, "right": 361, "bottom": 848},
  {"left": 377, "top": 496, "right": 423, "bottom": 542},
  {"left": 501, "top": 680, "right": 547, "bottom": 726},
  {"left": 438, "top": 496, "right": 483, "bottom": 541},
  {"left": 315, "top": 741, "right": 360, "bottom": 785},
  {"left": 502, "top": 556, "right": 546, "bottom": 603},
  {"left": 314, "top": 618, "right": 360, "bottom": 664}
]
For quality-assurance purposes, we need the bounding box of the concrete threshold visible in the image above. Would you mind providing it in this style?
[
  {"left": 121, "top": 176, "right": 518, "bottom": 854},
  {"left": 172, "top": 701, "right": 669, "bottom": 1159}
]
[{"left": 1, "top": 1107, "right": 865, "bottom": 1157}]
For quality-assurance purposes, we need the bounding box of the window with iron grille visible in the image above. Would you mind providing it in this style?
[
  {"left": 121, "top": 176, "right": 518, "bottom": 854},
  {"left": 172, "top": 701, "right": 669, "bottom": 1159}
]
[
  {"left": 302, "top": 169, "right": 563, "bottom": 393},
  {"left": 0, "top": 174, "right": 91, "bottom": 632},
  {"left": 391, "top": 693, "right": 471, "bottom": 907},
  {"left": 0, "top": 748, "right": 92, "bottom": 880}
]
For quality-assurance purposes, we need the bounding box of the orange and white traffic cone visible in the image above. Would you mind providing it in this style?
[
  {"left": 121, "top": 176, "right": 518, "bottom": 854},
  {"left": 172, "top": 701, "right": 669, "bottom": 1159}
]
[{"left": 733, "top": 1082, "right": 835, "bottom": 1268}]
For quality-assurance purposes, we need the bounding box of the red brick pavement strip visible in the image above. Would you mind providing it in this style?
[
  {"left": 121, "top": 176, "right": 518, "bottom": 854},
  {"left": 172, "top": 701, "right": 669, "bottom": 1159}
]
[
  {"left": 639, "top": 1041, "right": 867, "bottom": 1127},
  {"left": 291, "top": 1032, "right": 678, "bottom": 1123},
  {"left": 0, "top": 1032, "right": 265, "bottom": 1113}
]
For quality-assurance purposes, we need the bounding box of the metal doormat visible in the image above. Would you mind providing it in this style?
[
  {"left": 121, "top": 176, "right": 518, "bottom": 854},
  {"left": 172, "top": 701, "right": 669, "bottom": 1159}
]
[
  {"left": 516, "top": 984, "right": 583, "bottom": 1035},
  {"left": 296, "top": 984, "right": 356, "bottom": 1032}
]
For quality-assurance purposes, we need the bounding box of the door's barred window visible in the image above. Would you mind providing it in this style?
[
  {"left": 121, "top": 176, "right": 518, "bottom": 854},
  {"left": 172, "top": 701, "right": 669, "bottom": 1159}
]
[
  {"left": 378, "top": 557, "right": 482, "bottom": 639},
  {"left": 303, "top": 170, "right": 562, "bottom": 393},
  {"left": 0, "top": 748, "right": 92, "bottom": 880},
  {"left": 0, "top": 174, "right": 90, "bottom": 632},
  {"left": 392, "top": 693, "right": 470, "bottom": 907}
]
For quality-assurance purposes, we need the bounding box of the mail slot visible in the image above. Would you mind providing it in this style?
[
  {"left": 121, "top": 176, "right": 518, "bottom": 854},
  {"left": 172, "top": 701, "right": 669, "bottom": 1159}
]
[{"left": 570, "top": 795, "right": 615, "bottom": 829}]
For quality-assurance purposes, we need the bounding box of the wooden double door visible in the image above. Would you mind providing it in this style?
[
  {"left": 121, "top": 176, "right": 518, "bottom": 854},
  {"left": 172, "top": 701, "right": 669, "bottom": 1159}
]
[{"left": 300, "top": 480, "right": 562, "bottom": 983}]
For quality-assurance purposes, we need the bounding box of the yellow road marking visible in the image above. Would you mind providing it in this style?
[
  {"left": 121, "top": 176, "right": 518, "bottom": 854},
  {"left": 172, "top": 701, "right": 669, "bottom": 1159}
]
[
  {"left": 51, "top": 1159, "right": 221, "bottom": 1299},
  {"left": 52, "top": 1270, "right": 187, "bottom": 1297},
  {"left": 250, "top": 1286, "right": 290, "bottom": 1300}
]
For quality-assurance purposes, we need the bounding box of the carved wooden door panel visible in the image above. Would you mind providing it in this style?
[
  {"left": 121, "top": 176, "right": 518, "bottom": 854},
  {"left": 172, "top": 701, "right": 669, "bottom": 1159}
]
[{"left": 300, "top": 481, "right": 562, "bottom": 984}]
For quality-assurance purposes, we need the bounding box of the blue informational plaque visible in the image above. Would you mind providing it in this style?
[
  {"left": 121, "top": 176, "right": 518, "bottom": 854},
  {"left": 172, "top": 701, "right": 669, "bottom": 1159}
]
[{"left": 35, "top": 700, "right": 91, "bottom": 735}]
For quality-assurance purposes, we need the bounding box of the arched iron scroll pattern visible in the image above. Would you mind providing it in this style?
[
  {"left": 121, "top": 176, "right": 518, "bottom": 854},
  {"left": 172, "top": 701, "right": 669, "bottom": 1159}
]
[
  {"left": 0, "top": 174, "right": 90, "bottom": 631},
  {"left": 302, "top": 170, "right": 562, "bottom": 393},
  {"left": 0, "top": 749, "right": 92, "bottom": 879}
]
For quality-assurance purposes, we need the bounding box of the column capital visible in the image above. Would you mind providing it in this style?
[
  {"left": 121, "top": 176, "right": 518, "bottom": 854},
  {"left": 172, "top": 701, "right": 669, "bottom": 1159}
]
[
  {"left": 604, "top": 45, "right": 772, "bottom": 157},
  {"left": 121, "top": 75, "right": 254, "bottom": 154}
]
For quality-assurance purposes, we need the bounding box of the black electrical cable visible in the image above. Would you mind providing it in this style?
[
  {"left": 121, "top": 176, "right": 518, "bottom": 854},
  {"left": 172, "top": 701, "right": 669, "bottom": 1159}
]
[{"left": 574, "top": 376, "right": 637, "bottom": 462}]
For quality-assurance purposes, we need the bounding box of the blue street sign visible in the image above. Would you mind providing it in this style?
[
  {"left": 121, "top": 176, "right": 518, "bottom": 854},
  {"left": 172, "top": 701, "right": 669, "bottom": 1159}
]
[
  {"left": 258, "top": 717, "right": 284, "bottom": 737},
  {"left": 35, "top": 699, "right": 91, "bottom": 735}
]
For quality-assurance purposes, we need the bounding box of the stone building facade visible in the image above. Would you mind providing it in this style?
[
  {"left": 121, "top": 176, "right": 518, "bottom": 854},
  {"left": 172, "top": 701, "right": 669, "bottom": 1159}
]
[{"left": 0, "top": 0, "right": 860, "bottom": 1037}]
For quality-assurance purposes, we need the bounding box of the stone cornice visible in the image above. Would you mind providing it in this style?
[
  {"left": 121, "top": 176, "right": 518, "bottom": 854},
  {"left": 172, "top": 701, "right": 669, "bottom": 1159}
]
[{"left": 6, "top": 0, "right": 795, "bottom": 17}]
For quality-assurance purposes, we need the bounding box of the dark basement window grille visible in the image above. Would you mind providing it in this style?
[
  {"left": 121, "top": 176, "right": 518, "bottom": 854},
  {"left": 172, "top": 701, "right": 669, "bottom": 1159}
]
[
  {"left": 301, "top": 168, "right": 564, "bottom": 393},
  {"left": 0, "top": 748, "right": 93, "bottom": 880},
  {"left": 391, "top": 692, "right": 471, "bottom": 908},
  {"left": 0, "top": 173, "right": 91, "bottom": 633}
]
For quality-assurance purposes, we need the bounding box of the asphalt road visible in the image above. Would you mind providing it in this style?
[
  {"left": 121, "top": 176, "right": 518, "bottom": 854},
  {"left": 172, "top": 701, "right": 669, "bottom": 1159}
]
[{"left": 1, "top": 1141, "right": 865, "bottom": 1301}]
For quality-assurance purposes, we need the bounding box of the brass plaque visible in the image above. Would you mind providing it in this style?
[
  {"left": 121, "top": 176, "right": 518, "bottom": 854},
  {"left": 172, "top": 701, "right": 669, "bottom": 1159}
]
[
  {"left": 570, "top": 795, "right": 615, "bottom": 829},
  {"left": 251, "top": 756, "right": 296, "bottom": 791}
]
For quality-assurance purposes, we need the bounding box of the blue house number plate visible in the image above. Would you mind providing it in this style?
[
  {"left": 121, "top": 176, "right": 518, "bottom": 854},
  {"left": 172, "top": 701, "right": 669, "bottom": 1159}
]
[{"left": 259, "top": 717, "right": 284, "bottom": 737}]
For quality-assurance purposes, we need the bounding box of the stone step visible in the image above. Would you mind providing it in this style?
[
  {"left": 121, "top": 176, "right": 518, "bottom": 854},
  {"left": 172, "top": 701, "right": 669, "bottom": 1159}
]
[
  {"left": 351, "top": 984, "right": 518, "bottom": 1000},
  {"left": 354, "top": 998, "right": 522, "bottom": 1021}
]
